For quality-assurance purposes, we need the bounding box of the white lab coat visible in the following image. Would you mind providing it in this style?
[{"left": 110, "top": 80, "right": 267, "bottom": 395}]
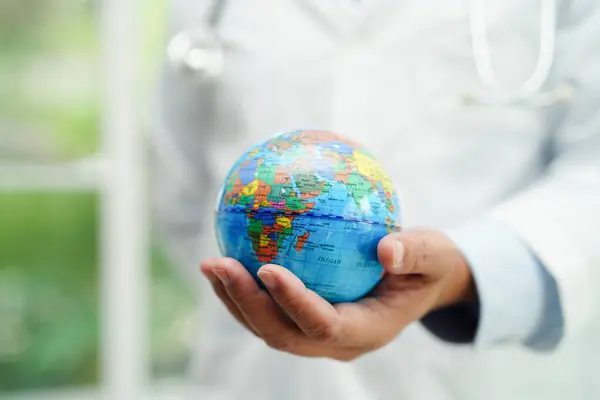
[{"left": 154, "top": 0, "right": 600, "bottom": 399}]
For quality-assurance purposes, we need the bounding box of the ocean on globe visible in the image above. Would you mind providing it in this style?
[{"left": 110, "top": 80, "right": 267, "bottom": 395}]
[{"left": 215, "top": 129, "right": 401, "bottom": 303}]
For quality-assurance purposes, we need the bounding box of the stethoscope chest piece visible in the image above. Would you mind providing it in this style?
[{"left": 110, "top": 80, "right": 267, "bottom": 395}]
[{"left": 167, "top": 28, "right": 224, "bottom": 81}]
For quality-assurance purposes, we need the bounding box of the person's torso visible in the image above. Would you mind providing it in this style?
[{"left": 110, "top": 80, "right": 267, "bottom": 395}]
[{"left": 168, "top": 1, "right": 600, "bottom": 399}]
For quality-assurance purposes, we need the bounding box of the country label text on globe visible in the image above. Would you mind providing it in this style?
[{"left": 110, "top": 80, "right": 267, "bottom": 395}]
[{"left": 215, "top": 130, "right": 401, "bottom": 303}]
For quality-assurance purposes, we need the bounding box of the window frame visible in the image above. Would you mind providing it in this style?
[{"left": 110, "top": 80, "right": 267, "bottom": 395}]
[{"left": 0, "top": 0, "right": 151, "bottom": 398}]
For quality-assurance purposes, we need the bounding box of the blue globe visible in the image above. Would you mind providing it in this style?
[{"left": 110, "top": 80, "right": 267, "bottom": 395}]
[{"left": 215, "top": 130, "right": 401, "bottom": 303}]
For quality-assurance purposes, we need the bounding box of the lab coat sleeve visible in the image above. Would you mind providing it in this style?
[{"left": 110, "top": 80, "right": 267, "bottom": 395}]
[
  {"left": 421, "top": 220, "right": 563, "bottom": 350},
  {"left": 151, "top": 0, "right": 219, "bottom": 283},
  {"left": 151, "top": 63, "right": 213, "bottom": 284},
  {"left": 487, "top": 1, "right": 600, "bottom": 347},
  {"left": 424, "top": 1, "right": 600, "bottom": 350}
]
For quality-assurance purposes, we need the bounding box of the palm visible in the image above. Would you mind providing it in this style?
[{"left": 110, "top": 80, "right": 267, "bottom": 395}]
[
  {"left": 200, "top": 230, "right": 472, "bottom": 361},
  {"left": 333, "top": 272, "right": 444, "bottom": 351}
]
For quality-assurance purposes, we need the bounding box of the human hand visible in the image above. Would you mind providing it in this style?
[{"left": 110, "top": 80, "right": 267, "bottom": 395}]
[{"left": 200, "top": 229, "right": 475, "bottom": 361}]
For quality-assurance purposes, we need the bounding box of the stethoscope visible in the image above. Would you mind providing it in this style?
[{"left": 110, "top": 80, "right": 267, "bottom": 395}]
[
  {"left": 464, "top": 0, "right": 573, "bottom": 106},
  {"left": 166, "top": 0, "right": 228, "bottom": 81},
  {"left": 167, "top": 0, "right": 573, "bottom": 107}
]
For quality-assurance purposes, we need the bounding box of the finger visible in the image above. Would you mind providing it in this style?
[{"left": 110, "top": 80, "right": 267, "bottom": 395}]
[
  {"left": 204, "top": 259, "right": 361, "bottom": 358},
  {"left": 258, "top": 264, "right": 344, "bottom": 344},
  {"left": 209, "top": 258, "right": 308, "bottom": 352},
  {"left": 200, "top": 259, "right": 257, "bottom": 335},
  {"left": 377, "top": 230, "right": 465, "bottom": 277}
]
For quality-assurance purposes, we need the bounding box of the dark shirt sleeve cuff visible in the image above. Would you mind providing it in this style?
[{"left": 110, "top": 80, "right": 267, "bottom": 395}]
[{"left": 420, "top": 301, "right": 480, "bottom": 344}]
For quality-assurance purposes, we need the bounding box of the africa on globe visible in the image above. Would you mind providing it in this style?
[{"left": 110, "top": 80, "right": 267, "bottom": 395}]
[{"left": 215, "top": 130, "right": 401, "bottom": 303}]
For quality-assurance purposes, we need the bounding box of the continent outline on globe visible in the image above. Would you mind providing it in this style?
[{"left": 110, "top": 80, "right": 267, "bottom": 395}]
[{"left": 215, "top": 129, "right": 401, "bottom": 303}]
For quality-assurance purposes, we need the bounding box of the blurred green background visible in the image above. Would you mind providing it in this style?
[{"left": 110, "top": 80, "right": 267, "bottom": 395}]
[{"left": 0, "top": 0, "right": 196, "bottom": 393}]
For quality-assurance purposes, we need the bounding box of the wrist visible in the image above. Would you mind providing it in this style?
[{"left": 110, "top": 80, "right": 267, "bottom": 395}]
[{"left": 436, "top": 254, "right": 476, "bottom": 309}]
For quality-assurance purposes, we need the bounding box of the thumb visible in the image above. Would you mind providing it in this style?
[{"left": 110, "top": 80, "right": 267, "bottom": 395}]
[{"left": 377, "top": 229, "right": 464, "bottom": 277}]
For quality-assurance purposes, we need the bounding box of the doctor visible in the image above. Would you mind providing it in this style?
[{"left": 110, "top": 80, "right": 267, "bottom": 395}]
[{"left": 154, "top": 0, "right": 600, "bottom": 399}]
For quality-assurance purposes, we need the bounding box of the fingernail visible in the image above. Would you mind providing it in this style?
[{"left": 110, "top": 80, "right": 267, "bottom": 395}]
[
  {"left": 258, "top": 270, "right": 277, "bottom": 289},
  {"left": 393, "top": 240, "right": 404, "bottom": 271},
  {"left": 213, "top": 269, "right": 231, "bottom": 286}
]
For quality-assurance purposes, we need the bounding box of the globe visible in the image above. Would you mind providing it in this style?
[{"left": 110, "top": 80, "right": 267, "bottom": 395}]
[{"left": 215, "top": 129, "right": 401, "bottom": 303}]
